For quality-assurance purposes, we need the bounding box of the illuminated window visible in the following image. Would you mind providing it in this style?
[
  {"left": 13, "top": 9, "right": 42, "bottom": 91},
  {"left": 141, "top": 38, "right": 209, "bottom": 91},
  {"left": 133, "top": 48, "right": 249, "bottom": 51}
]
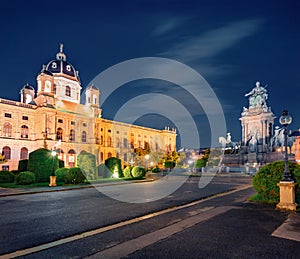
[
  {"left": 21, "top": 125, "right": 29, "bottom": 138},
  {"left": 2, "top": 146, "right": 11, "bottom": 160},
  {"left": 65, "top": 86, "right": 71, "bottom": 97},
  {"left": 20, "top": 147, "right": 28, "bottom": 160},
  {"left": 3, "top": 123, "right": 12, "bottom": 137}
]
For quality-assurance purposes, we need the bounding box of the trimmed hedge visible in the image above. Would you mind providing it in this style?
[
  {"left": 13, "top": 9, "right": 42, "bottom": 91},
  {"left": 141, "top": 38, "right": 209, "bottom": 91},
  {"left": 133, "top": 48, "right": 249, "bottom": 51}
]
[
  {"left": 252, "top": 161, "right": 300, "bottom": 203},
  {"left": 64, "top": 167, "right": 86, "bottom": 184},
  {"left": 55, "top": 167, "right": 70, "bottom": 182},
  {"left": 131, "top": 166, "right": 146, "bottom": 178},
  {"left": 15, "top": 171, "right": 35, "bottom": 185},
  {"left": 0, "top": 171, "right": 15, "bottom": 183},
  {"left": 18, "top": 159, "right": 28, "bottom": 172},
  {"left": 105, "top": 157, "right": 123, "bottom": 178},
  {"left": 77, "top": 152, "right": 97, "bottom": 180},
  {"left": 123, "top": 166, "right": 133, "bottom": 178},
  {"left": 27, "top": 149, "right": 59, "bottom": 182}
]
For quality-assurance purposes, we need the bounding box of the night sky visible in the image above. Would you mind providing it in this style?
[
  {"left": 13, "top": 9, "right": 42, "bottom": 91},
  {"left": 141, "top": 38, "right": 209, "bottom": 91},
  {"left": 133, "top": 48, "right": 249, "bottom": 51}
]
[{"left": 0, "top": 0, "right": 299, "bottom": 148}]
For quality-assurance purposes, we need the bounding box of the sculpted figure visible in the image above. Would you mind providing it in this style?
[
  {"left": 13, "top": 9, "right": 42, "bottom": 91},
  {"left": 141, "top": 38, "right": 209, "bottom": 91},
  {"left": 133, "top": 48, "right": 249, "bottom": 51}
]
[{"left": 245, "top": 81, "right": 268, "bottom": 108}]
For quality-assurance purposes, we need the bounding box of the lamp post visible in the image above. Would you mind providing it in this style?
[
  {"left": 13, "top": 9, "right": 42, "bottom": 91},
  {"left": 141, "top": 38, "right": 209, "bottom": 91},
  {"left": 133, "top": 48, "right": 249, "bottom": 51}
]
[
  {"left": 145, "top": 154, "right": 150, "bottom": 171},
  {"left": 49, "top": 149, "right": 57, "bottom": 186},
  {"left": 276, "top": 109, "right": 297, "bottom": 211},
  {"left": 279, "top": 110, "right": 293, "bottom": 181}
]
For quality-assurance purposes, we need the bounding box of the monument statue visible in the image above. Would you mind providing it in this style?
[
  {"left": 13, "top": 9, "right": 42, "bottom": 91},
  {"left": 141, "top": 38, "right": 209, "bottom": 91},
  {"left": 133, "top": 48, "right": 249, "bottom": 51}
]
[
  {"left": 270, "top": 126, "right": 296, "bottom": 154},
  {"left": 245, "top": 81, "right": 268, "bottom": 108}
]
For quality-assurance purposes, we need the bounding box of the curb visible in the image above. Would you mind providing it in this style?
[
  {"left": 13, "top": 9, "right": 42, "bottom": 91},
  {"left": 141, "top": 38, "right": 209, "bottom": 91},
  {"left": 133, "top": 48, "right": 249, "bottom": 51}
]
[{"left": 0, "top": 178, "right": 156, "bottom": 198}]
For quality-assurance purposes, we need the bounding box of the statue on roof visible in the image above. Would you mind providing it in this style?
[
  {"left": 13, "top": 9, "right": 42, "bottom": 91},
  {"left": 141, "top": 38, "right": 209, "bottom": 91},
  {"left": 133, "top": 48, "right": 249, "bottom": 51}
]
[{"left": 245, "top": 81, "right": 268, "bottom": 108}]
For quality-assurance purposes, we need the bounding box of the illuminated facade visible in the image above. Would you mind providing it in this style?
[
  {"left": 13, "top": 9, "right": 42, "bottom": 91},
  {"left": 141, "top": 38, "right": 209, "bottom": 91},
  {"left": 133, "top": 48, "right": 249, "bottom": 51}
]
[{"left": 0, "top": 45, "right": 176, "bottom": 170}]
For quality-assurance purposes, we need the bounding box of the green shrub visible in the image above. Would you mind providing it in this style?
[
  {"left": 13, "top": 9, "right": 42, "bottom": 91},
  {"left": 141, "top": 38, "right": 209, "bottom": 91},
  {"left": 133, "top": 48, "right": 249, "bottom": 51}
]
[
  {"left": 15, "top": 171, "right": 35, "bottom": 185},
  {"left": 252, "top": 161, "right": 300, "bottom": 203},
  {"left": 151, "top": 166, "right": 160, "bottom": 173},
  {"left": 55, "top": 167, "right": 69, "bottom": 182},
  {"left": 27, "top": 149, "right": 59, "bottom": 182},
  {"left": 123, "top": 166, "right": 133, "bottom": 178},
  {"left": 0, "top": 171, "right": 15, "bottom": 183},
  {"left": 77, "top": 152, "right": 97, "bottom": 180},
  {"left": 164, "top": 161, "right": 175, "bottom": 170},
  {"left": 105, "top": 157, "right": 123, "bottom": 178},
  {"left": 194, "top": 158, "right": 207, "bottom": 168},
  {"left": 18, "top": 159, "right": 28, "bottom": 172},
  {"left": 64, "top": 167, "right": 86, "bottom": 184},
  {"left": 10, "top": 170, "right": 19, "bottom": 176},
  {"left": 58, "top": 159, "right": 65, "bottom": 168},
  {"left": 131, "top": 166, "right": 146, "bottom": 178}
]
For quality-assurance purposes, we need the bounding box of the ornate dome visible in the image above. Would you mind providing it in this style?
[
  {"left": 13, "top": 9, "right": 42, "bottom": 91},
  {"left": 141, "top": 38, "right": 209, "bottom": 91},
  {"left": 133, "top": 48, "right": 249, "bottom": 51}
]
[{"left": 44, "top": 44, "right": 80, "bottom": 80}]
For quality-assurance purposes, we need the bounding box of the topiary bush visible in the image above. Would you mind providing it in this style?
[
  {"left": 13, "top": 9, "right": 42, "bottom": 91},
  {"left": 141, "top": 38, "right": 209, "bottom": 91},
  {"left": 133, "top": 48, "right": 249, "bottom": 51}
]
[
  {"left": 77, "top": 152, "right": 97, "bottom": 180},
  {"left": 64, "top": 167, "right": 86, "bottom": 184},
  {"left": 0, "top": 171, "right": 15, "bottom": 183},
  {"left": 252, "top": 161, "right": 300, "bottom": 203},
  {"left": 131, "top": 166, "right": 146, "bottom": 178},
  {"left": 15, "top": 171, "right": 35, "bottom": 185},
  {"left": 27, "top": 149, "right": 59, "bottom": 182},
  {"left": 55, "top": 167, "right": 69, "bottom": 182},
  {"left": 18, "top": 159, "right": 28, "bottom": 172},
  {"left": 105, "top": 157, "right": 123, "bottom": 178},
  {"left": 164, "top": 161, "right": 175, "bottom": 170},
  {"left": 151, "top": 166, "right": 160, "bottom": 173},
  {"left": 123, "top": 166, "right": 133, "bottom": 178}
]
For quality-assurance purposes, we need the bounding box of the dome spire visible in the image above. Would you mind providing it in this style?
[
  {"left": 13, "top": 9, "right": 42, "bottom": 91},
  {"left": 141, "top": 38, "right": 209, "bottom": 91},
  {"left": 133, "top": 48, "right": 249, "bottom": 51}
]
[{"left": 56, "top": 43, "right": 66, "bottom": 61}]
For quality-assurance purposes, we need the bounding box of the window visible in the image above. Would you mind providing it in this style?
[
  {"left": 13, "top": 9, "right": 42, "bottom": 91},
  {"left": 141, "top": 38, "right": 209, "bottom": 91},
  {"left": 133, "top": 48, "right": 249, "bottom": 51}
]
[
  {"left": 5, "top": 113, "right": 11, "bottom": 118},
  {"left": 138, "top": 140, "right": 142, "bottom": 147},
  {"left": 58, "top": 119, "right": 63, "bottom": 123},
  {"left": 69, "top": 129, "right": 75, "bottom": 141},
  {"left": 21, "top": 125, "right": 29, "bottom": 138},
  {"left": 66, "top": 65, "right": 71, "bottom": 71},
  {"left": 56, "top": 128, "right": 63, "bottom": 140},
  {"left": 83, "top": 123, "right": 87, "bottom": 127},
  {"left": 2, "top": 146, "right": 11, "bottom": 160},
  {"left": 101, "top": 128, "right": 103, "bottom": 132},
  {"left": 52, "top": 62, "right": 57, "bottom": 68},
  {"left": 107, "top": 136, "right": 112, "bottom": 147},
  {"left": 108, "top": 129, "right": 111, "bottom": 133},
  {"left": 20, "top": 147, "right": 28, "bottom": 160},
  {"left": 116, "top": 138, "right": 120, "bottom": 147},
  {"left": 100, "top": 135, "right": 103, "bottom": 145},
  {"left": 100, "top": 152, "right": 104, "bottom": 162},
  {"left": 123, "top": 138, "right": 128, "bottom": 148},
  {"left": 65, "top": 85, "right": 71, "bottom": 97},
  {"left": 22, "top": 116, "right": 28, "bottom": 120},
  {"left": 81, "top": 131, "right": 87, "bottom": 142},
  {"left": 2, "top": 165, "right": 9, "bottom": 171},
  {"left": 116, "top": 131, "right": 120, "bottom": 134},
  {"left": 108, "top": 152, "right": 112, "bottom": 158},
  {"left": 3, "top": 123, "right": 12, "bottom": 137},
  {"left": 71, "top": 121, "right": 76, "bottom": 125},
  {"left": 53, "top": 84, "right": 56, "bottom": 94}
]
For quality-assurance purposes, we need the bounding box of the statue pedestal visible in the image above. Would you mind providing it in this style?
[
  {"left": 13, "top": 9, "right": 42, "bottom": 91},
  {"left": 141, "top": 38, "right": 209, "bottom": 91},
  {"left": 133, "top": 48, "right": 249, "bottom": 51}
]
[
  {"left": 276, "top": 181, "right": 297, "bottom": 211},
  {"left": 49, "top": 176, "right": 57, "bottom": 187},
  {"left": 247, "top": 153, "right": 257, "bottom": 163}
]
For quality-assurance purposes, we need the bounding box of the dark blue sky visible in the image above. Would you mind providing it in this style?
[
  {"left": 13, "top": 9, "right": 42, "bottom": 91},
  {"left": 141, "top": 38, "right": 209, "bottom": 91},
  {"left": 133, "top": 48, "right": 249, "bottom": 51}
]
[{"left": 0, "top": 0, "right": 299, "bottom": 148}]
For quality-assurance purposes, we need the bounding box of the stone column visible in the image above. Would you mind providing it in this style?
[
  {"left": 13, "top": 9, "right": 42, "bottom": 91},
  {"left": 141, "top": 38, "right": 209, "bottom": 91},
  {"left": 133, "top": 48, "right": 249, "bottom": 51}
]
[{"left": 276, "top": 182, "right": 297, "bottom": 211}]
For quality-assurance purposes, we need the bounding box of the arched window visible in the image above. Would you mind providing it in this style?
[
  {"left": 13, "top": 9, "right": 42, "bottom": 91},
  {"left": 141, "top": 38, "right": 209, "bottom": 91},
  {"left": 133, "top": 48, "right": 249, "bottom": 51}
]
[
  {"left": 124, "top": 153, "right": 127, "bottom": 162},
  {"left": 65, "top": 85, "right": 71, "bottom": 97},
  {"left": 2, "top": 146, "right": 11, "bottom": 160},
  {"left": 56, "top": 128, "right": 63, "bottom": 140},
  {"left": 100, "top": 152, "right": 104, "bottom": 162},
  {"left": 68, "top": 149, "right": 76, "bottom": 167},
  {"left": 81, "top": 131, "right": 87, "bottom": 142},
  {"left": 123, "top": 138, "right": 128, "bottom": 148},
  {"left": 107, "top": 136, "right": 112, "bottom": 147},
  {"left": 69, "top": 129, "right": 75, "bottom": 141},
  {"left": 21, "top": 125, "right": 29, "bottom": 138},
  {"left": 20, "top": 147, "right": 28, "bottom": 160},
  {"left": 100, "top": 135, "right": 103, "bottom": 145},
  {"left": 3, "top": 123, "right": 12, "bottom": 137},
  {"left": 108, "top": 152, "right": 112, "bottom": 158},
  {"left": 138, "top": 140, "right": 142, "bottom": 148}
]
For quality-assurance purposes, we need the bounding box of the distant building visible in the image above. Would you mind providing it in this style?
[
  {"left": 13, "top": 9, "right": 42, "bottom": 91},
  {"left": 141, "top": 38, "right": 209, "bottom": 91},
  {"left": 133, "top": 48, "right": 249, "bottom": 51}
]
[
  {"left": 292, "top": 132, "right": 300, "bottom": 163},
  {"left": 0, "top": 45, "right": 176, "bottom": 170}
]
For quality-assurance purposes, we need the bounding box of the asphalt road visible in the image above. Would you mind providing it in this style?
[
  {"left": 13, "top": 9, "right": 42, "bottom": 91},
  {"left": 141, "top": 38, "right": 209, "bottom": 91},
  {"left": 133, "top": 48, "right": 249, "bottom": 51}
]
[{"left": 3, "top": 175, "right": 298, "bottom": 258}]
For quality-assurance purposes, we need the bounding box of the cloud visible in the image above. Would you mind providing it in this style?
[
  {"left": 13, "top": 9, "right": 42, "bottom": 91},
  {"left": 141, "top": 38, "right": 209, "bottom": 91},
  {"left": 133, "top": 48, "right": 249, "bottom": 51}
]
[
  {"left": 151, "top": 17, "right": 187, "bottom": 36},
  {"left": 159, "top": 18, "right": 266, "bottom": 63}
]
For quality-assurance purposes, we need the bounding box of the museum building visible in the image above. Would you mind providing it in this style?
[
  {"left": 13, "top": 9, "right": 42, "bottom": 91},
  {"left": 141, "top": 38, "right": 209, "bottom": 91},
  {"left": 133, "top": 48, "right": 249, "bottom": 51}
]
[{"left": 0, "top": 45, "right": 177, "bottom": 170}]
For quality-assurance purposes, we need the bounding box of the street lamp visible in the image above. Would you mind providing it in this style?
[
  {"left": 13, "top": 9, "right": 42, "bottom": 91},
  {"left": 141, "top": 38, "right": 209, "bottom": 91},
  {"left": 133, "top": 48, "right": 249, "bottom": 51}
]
[
  {"left": 145, "top": 154, "right": 150, "bottom": 171},
  {"left": 279, "top": 110, "right": 293, "bottom": 181}
]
